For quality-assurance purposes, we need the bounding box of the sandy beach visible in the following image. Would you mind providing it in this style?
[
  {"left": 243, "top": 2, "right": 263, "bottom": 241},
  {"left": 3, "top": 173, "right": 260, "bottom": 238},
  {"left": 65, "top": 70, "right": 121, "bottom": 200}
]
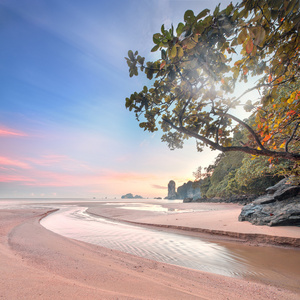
[
  {"left": 87, "top": 202, "right": 300, "bottom": 247},
  {"left": 1, "top": 203, "right": 300, "bottom": 299}
]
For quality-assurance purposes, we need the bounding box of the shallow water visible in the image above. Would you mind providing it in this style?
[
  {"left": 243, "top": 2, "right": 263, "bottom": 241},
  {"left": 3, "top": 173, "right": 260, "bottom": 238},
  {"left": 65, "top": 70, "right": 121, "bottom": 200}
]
[{"left": 40, "top": 205, "right": 300, "bottom": 291}]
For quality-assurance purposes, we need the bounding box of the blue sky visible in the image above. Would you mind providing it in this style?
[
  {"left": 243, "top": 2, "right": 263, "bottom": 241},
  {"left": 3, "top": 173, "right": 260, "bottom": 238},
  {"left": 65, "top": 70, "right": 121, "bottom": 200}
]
[{"left": 0, "top": 0, "right": 237, "bottom": 198}]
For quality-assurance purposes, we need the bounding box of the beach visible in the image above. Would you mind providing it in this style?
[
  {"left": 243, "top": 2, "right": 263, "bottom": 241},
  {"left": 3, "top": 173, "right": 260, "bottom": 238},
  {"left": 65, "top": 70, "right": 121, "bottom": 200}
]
[{"left": 1, "top": 202, "right": 300, "bottom": 299}]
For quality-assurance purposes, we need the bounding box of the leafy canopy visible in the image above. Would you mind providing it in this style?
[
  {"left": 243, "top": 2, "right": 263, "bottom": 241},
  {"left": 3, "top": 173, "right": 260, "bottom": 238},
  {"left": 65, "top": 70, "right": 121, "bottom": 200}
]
[{"left": 125, "top": 0, "right": 300, "bottom": 163}]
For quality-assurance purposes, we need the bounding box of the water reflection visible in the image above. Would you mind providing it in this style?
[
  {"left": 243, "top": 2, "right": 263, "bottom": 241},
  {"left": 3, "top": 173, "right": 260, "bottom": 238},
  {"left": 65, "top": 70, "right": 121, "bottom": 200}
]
[
  {"left": 40, "top": 206, "right": 300, "bottom": 292},
  {"left": 119, "top": 203, "right": 198, "bottom": 213}
]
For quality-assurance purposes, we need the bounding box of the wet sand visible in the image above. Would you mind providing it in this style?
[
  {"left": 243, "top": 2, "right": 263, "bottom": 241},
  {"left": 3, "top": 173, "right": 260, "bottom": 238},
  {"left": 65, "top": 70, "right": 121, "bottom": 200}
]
[
  {"left": 1, "top": 205, "right": 300, "bottom": 299},
  {"left": 87, "top": 202, "right": 300, "bottom": 247}
]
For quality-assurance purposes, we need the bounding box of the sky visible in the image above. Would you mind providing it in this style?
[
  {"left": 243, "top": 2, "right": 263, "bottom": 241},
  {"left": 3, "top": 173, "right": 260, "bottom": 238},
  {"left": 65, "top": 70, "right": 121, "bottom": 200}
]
[{"left": 0, "top": 0, "right": 241, "bottom": 199}]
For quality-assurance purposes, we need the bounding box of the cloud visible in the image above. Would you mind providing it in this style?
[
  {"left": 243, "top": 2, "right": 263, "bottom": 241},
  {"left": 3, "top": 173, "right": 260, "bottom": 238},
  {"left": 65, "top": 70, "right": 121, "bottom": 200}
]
[
  {"left": 152, "top": 184, "right": 167, "bottom": 190},
  {"left": 0, "top": 127, "right": 27, "bottom": 137},
  {"left": 0, "top": 156, "right": 31, "bottom": 169},
  {"left": 0, "top": 174, "right": 35, "bottom": 183},
  {"left": 27, "top": 154, "right": 74, "bottom": 166}
]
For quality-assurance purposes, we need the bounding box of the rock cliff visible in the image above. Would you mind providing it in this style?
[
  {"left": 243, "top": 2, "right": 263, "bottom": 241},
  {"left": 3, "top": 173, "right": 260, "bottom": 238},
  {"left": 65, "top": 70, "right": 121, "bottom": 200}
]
[
  {"left": 177, "top": 181, "right": 201, "bottom": 201},
  {"left": 165, "top": 180, "right": 201, "bottom": 200},
  {"left": 166, "top": 180, "right": 177, "bottom": 199}
]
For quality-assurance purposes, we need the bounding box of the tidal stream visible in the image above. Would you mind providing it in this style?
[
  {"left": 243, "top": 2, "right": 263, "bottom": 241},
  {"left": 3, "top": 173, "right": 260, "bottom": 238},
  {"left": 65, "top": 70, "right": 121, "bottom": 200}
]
[{"left": 40, "top": 205, "right": 300, "bottom": 291}]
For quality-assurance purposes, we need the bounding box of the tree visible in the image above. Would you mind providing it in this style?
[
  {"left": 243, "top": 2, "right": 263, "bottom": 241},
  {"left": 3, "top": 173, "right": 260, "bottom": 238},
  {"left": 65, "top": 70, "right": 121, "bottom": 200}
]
[{"left": 125, "top": 0, "right": 300, "bottom": 164}]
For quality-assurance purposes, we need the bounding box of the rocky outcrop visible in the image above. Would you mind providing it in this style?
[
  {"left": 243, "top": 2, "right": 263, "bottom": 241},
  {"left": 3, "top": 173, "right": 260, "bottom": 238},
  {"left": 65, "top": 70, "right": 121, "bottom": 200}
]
[
  {"left": 121, "top": 193, "right": 143, "bottom": 199},
  {"left": 165, "top": 180, "right": 201, "bottom": 200},
  {"left": 166, "top": 180, "right": 177, "bottom": 200},
  {"left": 177, "top": 181, "right": 201, "bottom": 201},
  {"left": 239, "top": 178, "right": 300, "bottom": 226}
]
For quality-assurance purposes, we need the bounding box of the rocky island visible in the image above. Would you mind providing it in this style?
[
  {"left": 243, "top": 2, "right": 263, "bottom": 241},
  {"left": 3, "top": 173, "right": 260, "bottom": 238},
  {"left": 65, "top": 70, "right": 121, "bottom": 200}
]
[{"left": 121, "top": 193, "right": 143, "bottom": 199}]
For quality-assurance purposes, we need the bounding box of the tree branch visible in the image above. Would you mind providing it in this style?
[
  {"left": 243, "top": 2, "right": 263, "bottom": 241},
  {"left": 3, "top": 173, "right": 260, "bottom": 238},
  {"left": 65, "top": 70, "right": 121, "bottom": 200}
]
[
  {"left": 162, "top": 117, "right": 223, "bottom": 151},
  {"left": 162, "top": 118, "right": 300, "bottom": 161},
  {"left": 285, "top": 121, "right": 300, "bottom": 152},
  {"left": 214, "top": 111, "right": 265, "bottom": 149}
]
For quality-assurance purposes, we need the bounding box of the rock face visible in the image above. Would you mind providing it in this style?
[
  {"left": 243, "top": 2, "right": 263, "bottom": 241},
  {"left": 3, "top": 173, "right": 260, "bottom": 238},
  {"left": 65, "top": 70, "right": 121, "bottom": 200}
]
[
  {"left": 166, "top": 180, "right": 177, "bottom": 200},
  {"left": 239, "top": 178, "right": 300, "bottom": 226},
  {"left": 177, "top": 181, "right": 201, "bottom": 201}
]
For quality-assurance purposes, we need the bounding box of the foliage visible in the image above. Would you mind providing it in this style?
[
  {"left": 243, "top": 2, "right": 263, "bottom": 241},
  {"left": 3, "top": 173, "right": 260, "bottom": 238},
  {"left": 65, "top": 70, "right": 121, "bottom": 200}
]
[
  {"left": 194, "top": 150, "right": 284, "bottom": 198},
  {"left": 228, "top": 155, "right": 287, "bottom": 194},
  {"left": 126, "top": 0, "right": 300, "bottom": 165},
  {"left": 197, "top": 176, "right": 211, "bottom": 197},
  {"left": 204, "top": 151, "right": 245, "bottom": 197}
]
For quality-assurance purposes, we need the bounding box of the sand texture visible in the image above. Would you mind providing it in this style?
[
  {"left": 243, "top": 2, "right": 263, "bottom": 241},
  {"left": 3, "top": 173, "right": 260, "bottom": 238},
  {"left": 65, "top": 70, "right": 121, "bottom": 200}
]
[
  {"left": 1, "top": 206, "right": 300, "bottom": 299},
  {"left": 87, "top": 202, "right": 300, "bottom": 247}
]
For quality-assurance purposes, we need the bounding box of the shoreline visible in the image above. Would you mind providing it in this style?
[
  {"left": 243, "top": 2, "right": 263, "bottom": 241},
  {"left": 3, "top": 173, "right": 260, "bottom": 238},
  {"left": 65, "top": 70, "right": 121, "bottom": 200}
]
[
  {"left": 1, "top": 205, "right": 300, "bottom": 299},
  {"left": 86, "top": 202, "right": 300, "bottom": 248}
]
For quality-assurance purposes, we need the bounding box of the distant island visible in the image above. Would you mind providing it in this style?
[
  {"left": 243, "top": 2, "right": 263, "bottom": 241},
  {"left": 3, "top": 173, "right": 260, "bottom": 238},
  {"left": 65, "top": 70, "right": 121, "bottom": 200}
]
[{"left": 121, "top": 193, "right": 143, "bottom": 199}]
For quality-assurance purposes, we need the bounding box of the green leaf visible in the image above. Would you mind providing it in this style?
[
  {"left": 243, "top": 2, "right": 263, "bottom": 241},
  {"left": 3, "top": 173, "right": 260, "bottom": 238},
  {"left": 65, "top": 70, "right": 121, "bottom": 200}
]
[
  {"left": 170, "top": 45, "right": 177, "bottom": 58},
  {"left": 125, "top": 97, "right": 133, "bottom": 108},
  {"left": 128, "top": 50, "right": 134, "bottom": 61},
  {"left": 151, "top": 45, "right": 160, "bottom": 52},
  {"left": 213, "top": 4, "right": 220, "bottom": 17},
  {"left": 185, "top": 39, "right": 196, "bottom": 50},
  {"left": 153, "top": 33, "right": 161, "bottom": 44},
  {"left": 137, "top": 56, "right": 145, "bottom": 65},
  {"left": 196, "top": 9, "right": 210, "bottom": 20},
  {"left": 177, "top": 46, "right": 184, "bottom": 58},
  {"left": 161, "top": 49, "right": 167, "bottom": 60},
  {"left": 184, "top": 10, "right": 195, "bottom": 23},
  {"left": 176, "top": 23, "right": 185, "bottom": 36},
  {"left": 225, "top": 4, "right": 233, "bottom": 15},
  {"left": 233, "top": 68, "right": 239, "bottom": 79},
  {"left": 195, "top": 23, "right": 205, "bottom": 34}
]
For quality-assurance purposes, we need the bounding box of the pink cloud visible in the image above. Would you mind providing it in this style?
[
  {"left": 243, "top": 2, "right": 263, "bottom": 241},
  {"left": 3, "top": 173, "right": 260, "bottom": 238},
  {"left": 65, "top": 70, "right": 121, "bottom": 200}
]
[
  {"left": 26, "top": 154, "right": 92, "bottom": 172},
  {"left": 0, "top": 127, "right": 27, "bottom": 137},
  {"left": 0, "top": 156, "right": 31, "bottom": 169},
  {"left": 27, "top": 155, "right": 71, "bottom": 166},
  {"left": 11, "top": 167, "right": 160, "bottom": 189},
  {"left": 152, "top": 184, "right": 167, "bottom": 190},
  {"left": 0, "top": 174, "right": 35, "bottom": 183}
]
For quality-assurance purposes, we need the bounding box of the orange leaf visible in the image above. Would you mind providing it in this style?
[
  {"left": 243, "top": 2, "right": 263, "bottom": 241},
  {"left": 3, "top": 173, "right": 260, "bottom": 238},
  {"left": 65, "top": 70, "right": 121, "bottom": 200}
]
[
  {"left": 268, "top": 74, "right": 272, "bottom": 83},
  {"left": 243, "top": 67, "right": 248, "bottom": 75},
  {"left": 160, "top": 61, "right": 166, "bottom": 70},
  {"left": 287, "top": 110, "right": 296, "bottom": 116},
  {"left": 246, "top": 39, "right": 253, "bottom": 54},
  {"left": 262, "top": 134, "right": 271, "bottom": 142}
]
